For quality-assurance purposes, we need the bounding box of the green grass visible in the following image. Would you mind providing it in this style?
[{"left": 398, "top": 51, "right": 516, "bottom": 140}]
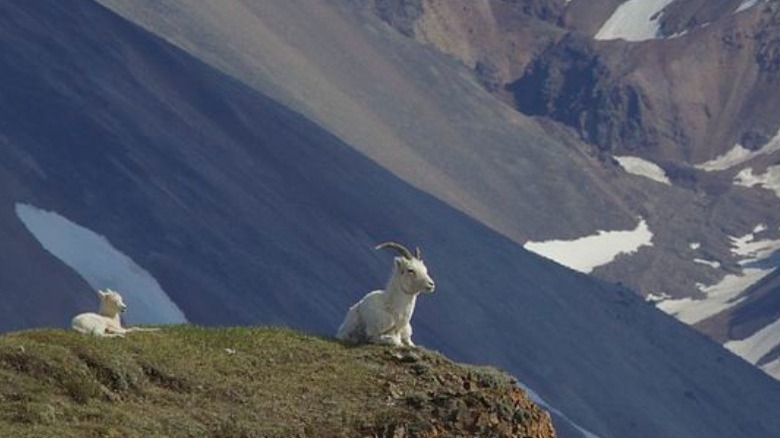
[{"left": 0, "top": 326, "right": 553, "bottom": 437}]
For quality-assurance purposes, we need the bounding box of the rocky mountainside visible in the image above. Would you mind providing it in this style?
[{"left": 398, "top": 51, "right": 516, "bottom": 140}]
[
  {"left": 350, "top": 0, "right": 780, "bottom": 380},
  {"left": 362, "top": 0, "right": 780, "bottom": 161},
  {"left": 0, "top": 327, "right": 556, "bottom": 437},
  {"left": 2, "top": 1, "right": 780, "bottom": 437}
]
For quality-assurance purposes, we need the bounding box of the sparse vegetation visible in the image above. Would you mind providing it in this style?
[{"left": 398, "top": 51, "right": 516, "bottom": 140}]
[{"left": 0, "top": 326, "right": 554, "bottom": 437}]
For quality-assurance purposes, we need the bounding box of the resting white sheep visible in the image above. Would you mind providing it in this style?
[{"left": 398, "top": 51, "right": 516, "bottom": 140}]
[
  {"left": 71, "top": 289, "right": 158, "bottom": 337},
  {"left": 337, "top": 242, "right": 435, "bottom": 347}
]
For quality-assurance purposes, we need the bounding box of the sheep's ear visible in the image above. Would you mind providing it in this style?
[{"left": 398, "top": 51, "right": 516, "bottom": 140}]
[
  {"left": 394, "top": 257, "right": 405, "bottom": 270},
  {"left": 97, "top": 289, "right": 108, "bottom": 298},
  {"left": 415, "top": 247, "right": 421, "bottom": 259}
]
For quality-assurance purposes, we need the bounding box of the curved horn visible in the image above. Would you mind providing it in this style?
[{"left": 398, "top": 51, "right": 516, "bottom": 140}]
[{"left": 375, "top": 241, "right": 414, "bottom": 259}]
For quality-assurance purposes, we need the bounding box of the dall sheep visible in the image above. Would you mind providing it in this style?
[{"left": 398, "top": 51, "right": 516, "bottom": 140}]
[
  {"left": 71, "top": 289, "right": 158, "bottom": 337},
  {"left": 337, "top": 242, "right": 435, "bottom": 347}
]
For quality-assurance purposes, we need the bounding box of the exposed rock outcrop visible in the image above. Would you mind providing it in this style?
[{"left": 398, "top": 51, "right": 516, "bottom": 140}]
[{"left": 509, "top": 34, "right": 658, "bottom": 152}]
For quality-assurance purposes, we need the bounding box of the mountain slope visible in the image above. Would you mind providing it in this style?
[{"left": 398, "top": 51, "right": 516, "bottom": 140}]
[
  {"left": 1, "top": 1, "right": 780, "bottom": 437},
  {"left": 91, "top": 0, "right": 773, "bottom": 335},
  {"left": 94, "top": 0, "right": 780, "bottom": 299},
  {"left": 93, "top": 0, "right": 646, "bottom": 242},
  {"left": 341, "top": 0, "right": 780, "bottom": 380},
  {"left": 0, "top": 327, "right": 555, "bottom": 437}
]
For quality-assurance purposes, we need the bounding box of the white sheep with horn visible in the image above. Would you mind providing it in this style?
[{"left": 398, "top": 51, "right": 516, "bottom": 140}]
[
  {"left": 336, "top": 242, "right": 435, "bottom": 347},
  {"left": 71, "top": 289, "right": 159, "bottom": 337}
]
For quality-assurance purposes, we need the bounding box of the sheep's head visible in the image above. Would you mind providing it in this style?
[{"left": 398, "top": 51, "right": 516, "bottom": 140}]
[
  {"left": 376, "top": 242, "right": 435, "bottom": 294},
  {"left": 98, "top": 289, "right": 127, "bottom": 314}
]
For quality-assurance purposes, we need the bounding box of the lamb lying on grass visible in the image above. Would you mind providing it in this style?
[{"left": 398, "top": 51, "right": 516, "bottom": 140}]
[
  {"left": 72, "top": 289, "right": 158, "bottom": 337},
  {"left": 337, "top": 242, "right": 435, "bottom": 347}
]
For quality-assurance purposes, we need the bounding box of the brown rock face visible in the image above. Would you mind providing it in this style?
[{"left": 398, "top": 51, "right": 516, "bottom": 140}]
[
  {"left": 352, "top": 0, "right": 570, "bottom": 93},
  {"left": 360, "top": 0, "right": 780, "bottom": 163},
  {"left": 509, "top": 34, "right": 657, "bottom": 152}
]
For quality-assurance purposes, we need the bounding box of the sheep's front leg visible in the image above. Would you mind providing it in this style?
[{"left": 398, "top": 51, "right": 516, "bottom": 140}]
[
  {"left": 400, "top": 323, "right": 415, "bottom": 347},
  {"left": 375, "top": 333, "right": 403, "bottom": 347},
  {"left": 364, "top": 309, "right": 402, "bottom": 346},
  {"left": 87, "top": 322, "right": 124, "bottom": 338}
]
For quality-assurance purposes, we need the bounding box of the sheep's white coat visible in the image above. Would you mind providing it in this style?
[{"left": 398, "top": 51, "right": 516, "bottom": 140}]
[
  {"left": 337, "top": 256, "right": 434, "bottom": 347},
  {"left": 72, "top": 289, "right": 158, "bottom": 337}
]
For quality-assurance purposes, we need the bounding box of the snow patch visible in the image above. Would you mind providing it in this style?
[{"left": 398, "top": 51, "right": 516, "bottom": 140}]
[
  {"left": 646, "top": 292, "right": 671, "bottom": 304},
  {"left": 731, "top": 231, "right": 780, "bottom": 264},
  {"left": 689, "top": 242, "right": 701, "bottom": 250},
  {"left": 735, "top": 166, "right": 780, "bottom": 198},
  {"left": 15, "top": 203, "right": 187, "bottom": 325},
  {"left": 667, "top": 30, "right": 689, "bottom": 40},
  {"left": 696, "top": 128, "right": 780, "bottom": 171},
  {"left": 656, "top": 268, "right": 770, "bottom": 324},
  {"left": 735, "top": 0, "right": 760, "bottom": 14},
  {"left": 656, "top": 229, "right": 780, "bottom": 324},
  {"left": 594, "top": 0, "right": 676, "bottom": 42},
  {"left": 693, "top": 258, "right": 721, "bottom": 269},
  {"left": 725, "top": 316, "right": 780, "bottom": 365},
  {"left": 725, "top": 314, "right": 780, "bottom": 380},
  {"left": 696, "top": 145, "right": 754, "bottom": 171},
  {"left": 524, "top": 218, "right": 653, "bottom": 274},
  {"left": 761, "top": 357, "right": 780, "bottom": 380},
  {"left": 614, "top": 156, "right": 671, "bottom": 185}
]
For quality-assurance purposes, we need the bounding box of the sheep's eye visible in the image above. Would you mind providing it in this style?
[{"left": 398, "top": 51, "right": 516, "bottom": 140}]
[{"left": 406, "top": 269, "right": 415, "bottom": 275}]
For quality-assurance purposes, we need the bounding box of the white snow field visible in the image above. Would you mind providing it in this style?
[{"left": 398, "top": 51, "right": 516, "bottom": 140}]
[
  {"left": 763, "top": 357, "right": 780, "bottom": 378},
  {"left": 658, "top": 226, "right": 780, "bottom": 379},
  {"left": 614, "top": 155, "right": 671, "bottom": 185},
  {"left": 720, "top": 224, "right": 780, "bottom": 380},
  {"left": 15, "top": 203, "right": 187, "bottom": 325},
  {"left": 657, "top": 229, "right": 780, "bottom": 324},
  {"left": 524, "top": 218, "right": 653, "bottom": 273},
  {"left": 696, "top": 145, "right": 754, "bottom": 171},
  {"left": 594, "top": 0, "right": 676, "bottom": 42},
  {"left": 731, "top": 229, "right": 780, "bottom": 262},
  {"left": 736, "top": 165, "right": 780, "bottom": 198},
  {"left": 657, "top": 268, "right": 771, "bottom": 324},
  {"left": 726, "top": 316, "right": 780, "bottom": 379}
]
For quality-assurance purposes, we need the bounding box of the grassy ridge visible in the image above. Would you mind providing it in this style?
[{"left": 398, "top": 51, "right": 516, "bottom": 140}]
[{"left": 0, "top": 326, "right": 554, "bottom": 437}]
